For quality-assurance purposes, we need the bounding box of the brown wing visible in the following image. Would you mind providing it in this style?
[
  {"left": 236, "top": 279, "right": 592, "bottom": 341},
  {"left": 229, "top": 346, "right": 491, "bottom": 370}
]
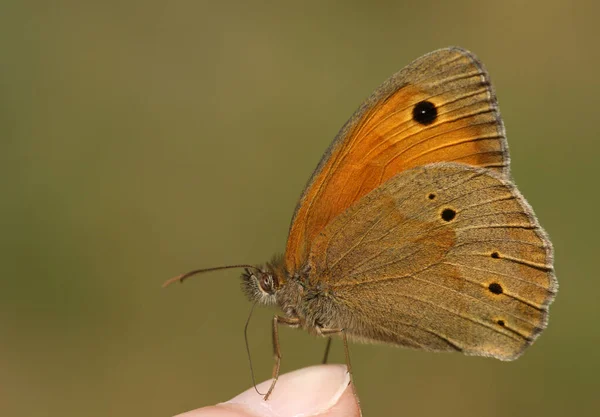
[
  {"left": 286, "top": 47, "right": 509, "bottom": 272},
  {"left": 307, "top": 163, "right": 556, "bottom": 360}
]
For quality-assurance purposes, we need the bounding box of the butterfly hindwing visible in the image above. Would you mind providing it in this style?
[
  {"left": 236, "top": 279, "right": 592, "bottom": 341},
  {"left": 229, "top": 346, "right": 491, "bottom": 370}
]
[{"left": 306, "top": 163, "right": 556, "bottom": 360}]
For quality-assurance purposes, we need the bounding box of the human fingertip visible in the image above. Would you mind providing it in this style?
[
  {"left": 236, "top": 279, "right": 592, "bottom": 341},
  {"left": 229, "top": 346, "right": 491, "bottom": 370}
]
[{"left": 225, "top": 364, "right": 354, "bottom": 417}]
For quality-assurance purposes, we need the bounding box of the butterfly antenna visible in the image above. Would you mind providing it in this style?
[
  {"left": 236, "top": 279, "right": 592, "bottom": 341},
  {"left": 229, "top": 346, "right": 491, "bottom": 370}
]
[
  {"left": 162, "top": 264, "right": 260, "bottom": 288},
  {"left": 245, "top": 301, "right": 266, "bottom": 396}
]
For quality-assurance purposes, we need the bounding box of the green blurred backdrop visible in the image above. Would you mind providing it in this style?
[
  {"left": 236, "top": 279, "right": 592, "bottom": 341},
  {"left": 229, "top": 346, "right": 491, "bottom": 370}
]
[{"left": 2, "top": 1, "right": 598, "bottom": 416}]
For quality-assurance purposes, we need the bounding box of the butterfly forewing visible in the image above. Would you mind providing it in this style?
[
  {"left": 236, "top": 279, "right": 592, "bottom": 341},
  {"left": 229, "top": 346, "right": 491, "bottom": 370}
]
[
  {"left": 286, "top": 47, "right": 509, "bottom": 272},
  {"left": 306, "top": 163, "right": 556, "bottom": 360}
]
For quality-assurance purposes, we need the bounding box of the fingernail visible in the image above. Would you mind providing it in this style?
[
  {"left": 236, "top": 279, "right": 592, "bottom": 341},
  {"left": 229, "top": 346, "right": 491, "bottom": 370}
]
[{"left": 224, "top": 364, "right": 350, "bottom": 417}]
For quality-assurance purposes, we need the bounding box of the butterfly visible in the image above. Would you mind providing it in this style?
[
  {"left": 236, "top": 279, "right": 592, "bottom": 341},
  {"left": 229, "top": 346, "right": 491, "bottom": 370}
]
[{"left": 166, "top": 47, "right": 557, "bottom": 400}]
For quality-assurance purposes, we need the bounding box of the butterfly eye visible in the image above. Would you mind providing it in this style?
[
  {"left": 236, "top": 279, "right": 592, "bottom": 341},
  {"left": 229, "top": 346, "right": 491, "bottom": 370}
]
[
  {"left": 412, "top": 100, "right": 438, "bottom": 125},
  {"left": 258, "top": 274, "right": 273, "bottom": 293}
]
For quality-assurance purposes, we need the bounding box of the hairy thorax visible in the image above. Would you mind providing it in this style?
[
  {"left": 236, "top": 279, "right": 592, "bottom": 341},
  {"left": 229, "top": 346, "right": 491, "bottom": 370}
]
[{"left": 276, "top": 264, "right": 348, "bottom": 336}]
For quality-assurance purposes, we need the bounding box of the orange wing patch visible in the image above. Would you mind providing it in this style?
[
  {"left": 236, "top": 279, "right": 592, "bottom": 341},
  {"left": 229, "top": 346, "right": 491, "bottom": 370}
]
[{"left": 286, "top": 48, "right": 509, "bottom": 272}]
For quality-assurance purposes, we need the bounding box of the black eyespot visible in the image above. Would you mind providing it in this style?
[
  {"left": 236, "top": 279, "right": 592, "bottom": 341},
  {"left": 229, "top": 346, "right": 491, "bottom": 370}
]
[
  {"left": 491, "top": 252, "right": 500, "bottom": 259},
  {"left": 497, "top": 320, "right": 505, "bottom": 326},
  {"left": 441, "top": 208, "right": 456, "bottom": 222},
  {"left": 488, "top": 282, "right": 503, "bottom": 295},
  {"left": 412, "top": 101, "right": 438, "bottom": 125},
  {"left": 428, "top": 193, "right": 436, "bottom": 200}
]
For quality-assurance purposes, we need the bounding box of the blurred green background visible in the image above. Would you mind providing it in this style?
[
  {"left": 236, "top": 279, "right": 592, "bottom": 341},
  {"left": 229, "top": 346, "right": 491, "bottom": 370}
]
[{"left": 2, "top": 1, "right": 598, "bottom": 416}]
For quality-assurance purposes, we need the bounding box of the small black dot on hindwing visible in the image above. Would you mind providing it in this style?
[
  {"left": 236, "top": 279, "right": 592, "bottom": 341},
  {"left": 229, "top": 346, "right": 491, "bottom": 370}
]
[
  {"left": 441, "top": 208, "right": 456, "bottom": 222},
  {"left": 488, "top": 282, "right": 503, "bottom": 295}
]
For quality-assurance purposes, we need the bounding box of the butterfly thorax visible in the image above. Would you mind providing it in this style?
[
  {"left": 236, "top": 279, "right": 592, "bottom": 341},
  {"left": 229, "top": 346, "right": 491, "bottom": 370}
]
[
  {"left": 277, "top": 260, "right": 346, "bottom": 335},
  {"left": 240, "top": 255, "right": 343, "bottom": 334}
]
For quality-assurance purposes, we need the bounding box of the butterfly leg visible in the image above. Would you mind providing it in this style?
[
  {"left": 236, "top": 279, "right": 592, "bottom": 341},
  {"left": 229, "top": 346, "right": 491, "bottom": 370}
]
[
  {"left": 318, "top": 328, "right": 356, "bottom": 399},
  {"left": 318, "top": 328, "right": 352, "bottom": 375},
  {"left": 264, "top": 315, "right": 300, "bottom": 401},
  {"left": 322, "top": 337, "right": 332, "bottom": 364}
]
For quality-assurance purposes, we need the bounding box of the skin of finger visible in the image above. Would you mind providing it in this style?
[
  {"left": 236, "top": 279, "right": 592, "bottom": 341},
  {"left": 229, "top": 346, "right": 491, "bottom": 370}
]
[
  {"left": 174, "top": 403, "right": 249, "bottom": 417},
  {"left": 173, "top": 384, "right": 361, "bottom": 417},
  {"left": 321, "top": 385, "right": 362, "bottom": 417}
]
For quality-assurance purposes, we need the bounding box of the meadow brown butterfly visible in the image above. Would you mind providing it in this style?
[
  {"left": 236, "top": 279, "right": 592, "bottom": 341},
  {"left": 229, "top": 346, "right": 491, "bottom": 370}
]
[{"left": 165, "top": 47, "right": 557, "bottom": 400}]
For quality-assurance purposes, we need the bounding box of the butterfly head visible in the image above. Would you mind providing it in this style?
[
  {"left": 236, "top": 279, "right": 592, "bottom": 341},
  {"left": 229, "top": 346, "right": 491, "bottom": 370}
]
[{"left": 241, "top": 262, "right": 284, "bottom": 306}]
